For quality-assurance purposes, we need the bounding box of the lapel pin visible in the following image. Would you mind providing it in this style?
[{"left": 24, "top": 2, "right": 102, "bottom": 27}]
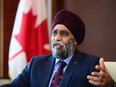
[{"left": 74, "top": 62, "right": 77, "bottom": 64}]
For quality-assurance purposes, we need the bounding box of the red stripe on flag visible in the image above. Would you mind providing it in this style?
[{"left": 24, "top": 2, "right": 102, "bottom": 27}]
[{"left": 9, "top": 50, "right": 23, "bottom": 61}]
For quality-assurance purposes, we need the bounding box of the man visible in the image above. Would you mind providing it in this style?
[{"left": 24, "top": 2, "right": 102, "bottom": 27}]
[{"left": 1, "top": 9, "right": 115, "bottom": 87}]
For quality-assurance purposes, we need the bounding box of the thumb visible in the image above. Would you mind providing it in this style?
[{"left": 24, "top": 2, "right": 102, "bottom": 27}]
[
  {"left": 99, "top": 57, "right": 108, "bottom": 73},
  {"left": 100, "top": 57, "right": 105, "bottom": 68}
]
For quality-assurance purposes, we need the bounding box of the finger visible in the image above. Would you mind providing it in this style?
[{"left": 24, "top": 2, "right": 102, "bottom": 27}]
[
  {"left": 87, "top": 75, "right": 105, "bottom": 86},
  {"left": 87, "top": 75, "right": 103, "bottom": 82},
  {"left": 91, "top": 71, "right": 105, "bottom": 78},
  {"left": 95, "top": 65, "right": 105, "bottom": 72},
  {"left": 99, "top": 57, "right": 109, "bottom": 73},
  {"left": 88, "top": 79, "right": 104, "bottom": 86},
  {"left": 95, "top": 58, "right": 106, "bottom": 72},
  {"left": 87, "top": 75, "right": 104, "bottom": 86},
  {"left": 100, "top": 58, "right": 105, "bottom": 68}
]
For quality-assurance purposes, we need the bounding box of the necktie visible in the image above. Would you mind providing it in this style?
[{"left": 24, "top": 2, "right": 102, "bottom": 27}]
[{"left": 51, "top": 61, "right": 67, "bottom": 87}]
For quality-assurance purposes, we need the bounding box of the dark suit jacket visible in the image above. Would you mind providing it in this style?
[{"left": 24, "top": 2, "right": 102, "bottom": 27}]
[{"left": 1, "top": 50, "right": 100, "bottom": 87}]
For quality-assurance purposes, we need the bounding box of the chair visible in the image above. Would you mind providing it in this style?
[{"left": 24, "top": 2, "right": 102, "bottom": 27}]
[{"left": 105, "top": 62, "right": 116, "bottom": 82}]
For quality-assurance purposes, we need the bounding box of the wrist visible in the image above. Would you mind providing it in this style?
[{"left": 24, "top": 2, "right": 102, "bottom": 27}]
[
  {"left": 106, "top": 80, "right": 116, "bottom": 87},
  {"left": 109, "top": 80, "right": 116, "bottom": 87},
  {"left": 113, "top": 81, "right": 116, "bottom": 87}
]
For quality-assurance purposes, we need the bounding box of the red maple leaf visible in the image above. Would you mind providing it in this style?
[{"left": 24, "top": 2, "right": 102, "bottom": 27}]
[{"left": 15, "top": 9, "right": 50, "bottom": 62}]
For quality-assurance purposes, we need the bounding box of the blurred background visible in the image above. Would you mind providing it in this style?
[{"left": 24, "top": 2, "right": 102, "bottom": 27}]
[{"left": 0, "top": 0, "right": 116, "bottom": 84}]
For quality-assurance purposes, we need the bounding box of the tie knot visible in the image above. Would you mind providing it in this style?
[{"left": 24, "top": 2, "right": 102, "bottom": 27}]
[{"left": 58, "top": 61, "right": 67, "bottom": 70}]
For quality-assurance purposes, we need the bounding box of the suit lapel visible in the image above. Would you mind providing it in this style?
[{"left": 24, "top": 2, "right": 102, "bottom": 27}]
[
  {"left": 60, "top": 50, "right": 83, "bottom": 87},
  {"left": 40, "top": 55, "right": 55, "bottom": 87}
]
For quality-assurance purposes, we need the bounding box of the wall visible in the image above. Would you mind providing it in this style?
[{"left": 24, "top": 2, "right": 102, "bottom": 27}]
[
  {"left": 64, "top": 0, "right": 116, "bottom": 61},
  {"left": 2, "top": 0, "right": 19, "bottom": 78},
  {"left": 1, "top": 0, "right": 116, "bottom": 78}
]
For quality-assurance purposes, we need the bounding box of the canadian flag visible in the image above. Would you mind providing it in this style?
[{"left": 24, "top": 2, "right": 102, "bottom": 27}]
[{"left": 9, "top": 0, "right": 50, "bottom": 79}]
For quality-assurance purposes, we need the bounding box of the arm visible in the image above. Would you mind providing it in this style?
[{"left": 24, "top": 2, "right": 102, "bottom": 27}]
[
  {"left": 0, "top": 65, "right": 30, "bottom": 87},
  {"left": 0, "top": 57, "right": 35, "bottom": 87}
]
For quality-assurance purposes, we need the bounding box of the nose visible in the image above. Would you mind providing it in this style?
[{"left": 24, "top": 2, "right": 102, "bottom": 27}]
[{"left": 55, "top": 33, "right": 62, "bottom": 41}]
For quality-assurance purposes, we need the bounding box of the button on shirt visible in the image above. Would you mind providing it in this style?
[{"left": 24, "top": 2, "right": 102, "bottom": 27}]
[{"left": 48, "top": 54, "right": 74, "bottom": 87}]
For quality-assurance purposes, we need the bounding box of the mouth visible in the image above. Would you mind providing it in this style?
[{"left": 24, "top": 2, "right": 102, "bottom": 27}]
[{"left": 53, "top": 43, "right": 63, "bottom": 49}]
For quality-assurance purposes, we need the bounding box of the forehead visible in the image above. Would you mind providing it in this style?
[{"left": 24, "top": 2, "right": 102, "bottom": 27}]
[
  {"left": 53, "top": 24, "right": 70, "bottom": 32},
  {"left": 52, "top": 24, "right": 75, "bottom": 38}
]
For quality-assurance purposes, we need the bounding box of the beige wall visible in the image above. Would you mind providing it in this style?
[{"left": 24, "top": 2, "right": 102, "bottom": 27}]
[{"left": 64, "top": 0, "right": 116, "bottom": 61}]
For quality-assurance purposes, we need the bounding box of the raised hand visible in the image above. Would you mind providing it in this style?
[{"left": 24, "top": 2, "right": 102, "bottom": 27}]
[{"left": 87, "top": 58, "right": 114, "bottom": 87}]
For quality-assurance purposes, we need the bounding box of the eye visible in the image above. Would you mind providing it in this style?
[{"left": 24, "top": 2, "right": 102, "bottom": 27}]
[
  {"left": 60, "top": 31, "right": 69, "bottom": 37},
  {"left": 52, "top": 30, "right": 57, "bottom": 36}
]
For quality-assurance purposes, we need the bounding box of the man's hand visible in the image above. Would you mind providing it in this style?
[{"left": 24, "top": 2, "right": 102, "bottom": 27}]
[{"left": 87, "top": 58, "right": 114, "bottom": 87}]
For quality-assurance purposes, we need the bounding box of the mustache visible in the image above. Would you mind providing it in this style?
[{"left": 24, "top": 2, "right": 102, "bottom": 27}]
[{"left": 51, "top": 41, "right": 65, "bottom": 47}]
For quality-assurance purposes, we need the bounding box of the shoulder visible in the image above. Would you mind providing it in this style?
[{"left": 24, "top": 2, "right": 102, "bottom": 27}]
[
  {"left": 76, "top": 50, "right": 100, "bottom": 65},
  {"left": 81, "top": 51, "right": 100, "bottom": 59},
  {"left": 29, "top": 54, "right": 53, "bottom": 64},
  {"left": 82, "top": 52, "right": 100, "bottom": 66},
  {"left": 76, "top": 49, "right": 100, "bottom": 59},
  {"left": 25, "top": 54, "right": 54, "bottom": 72}
]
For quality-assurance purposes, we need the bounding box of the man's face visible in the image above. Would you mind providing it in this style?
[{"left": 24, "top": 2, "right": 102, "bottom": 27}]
[{"left": 51, "top": 24, "right": 77, "bottom": 59}]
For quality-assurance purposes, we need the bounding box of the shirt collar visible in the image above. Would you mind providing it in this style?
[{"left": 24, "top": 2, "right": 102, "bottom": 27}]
[{"left": 55, "top": 54, "right": 74, "bottom": 65}]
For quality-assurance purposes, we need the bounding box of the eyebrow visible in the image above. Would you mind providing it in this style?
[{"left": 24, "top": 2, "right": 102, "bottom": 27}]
[
  {"left": 52, "top": 29, "right": 69, "bottom": 33},
  {"left": 60, "top": 30, "right": 70, "bottom": 34}
]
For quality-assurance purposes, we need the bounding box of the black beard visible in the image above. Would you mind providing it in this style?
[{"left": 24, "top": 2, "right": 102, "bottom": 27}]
[{"left": 51, "top": 40, "right": 74, "bottom": 60}]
